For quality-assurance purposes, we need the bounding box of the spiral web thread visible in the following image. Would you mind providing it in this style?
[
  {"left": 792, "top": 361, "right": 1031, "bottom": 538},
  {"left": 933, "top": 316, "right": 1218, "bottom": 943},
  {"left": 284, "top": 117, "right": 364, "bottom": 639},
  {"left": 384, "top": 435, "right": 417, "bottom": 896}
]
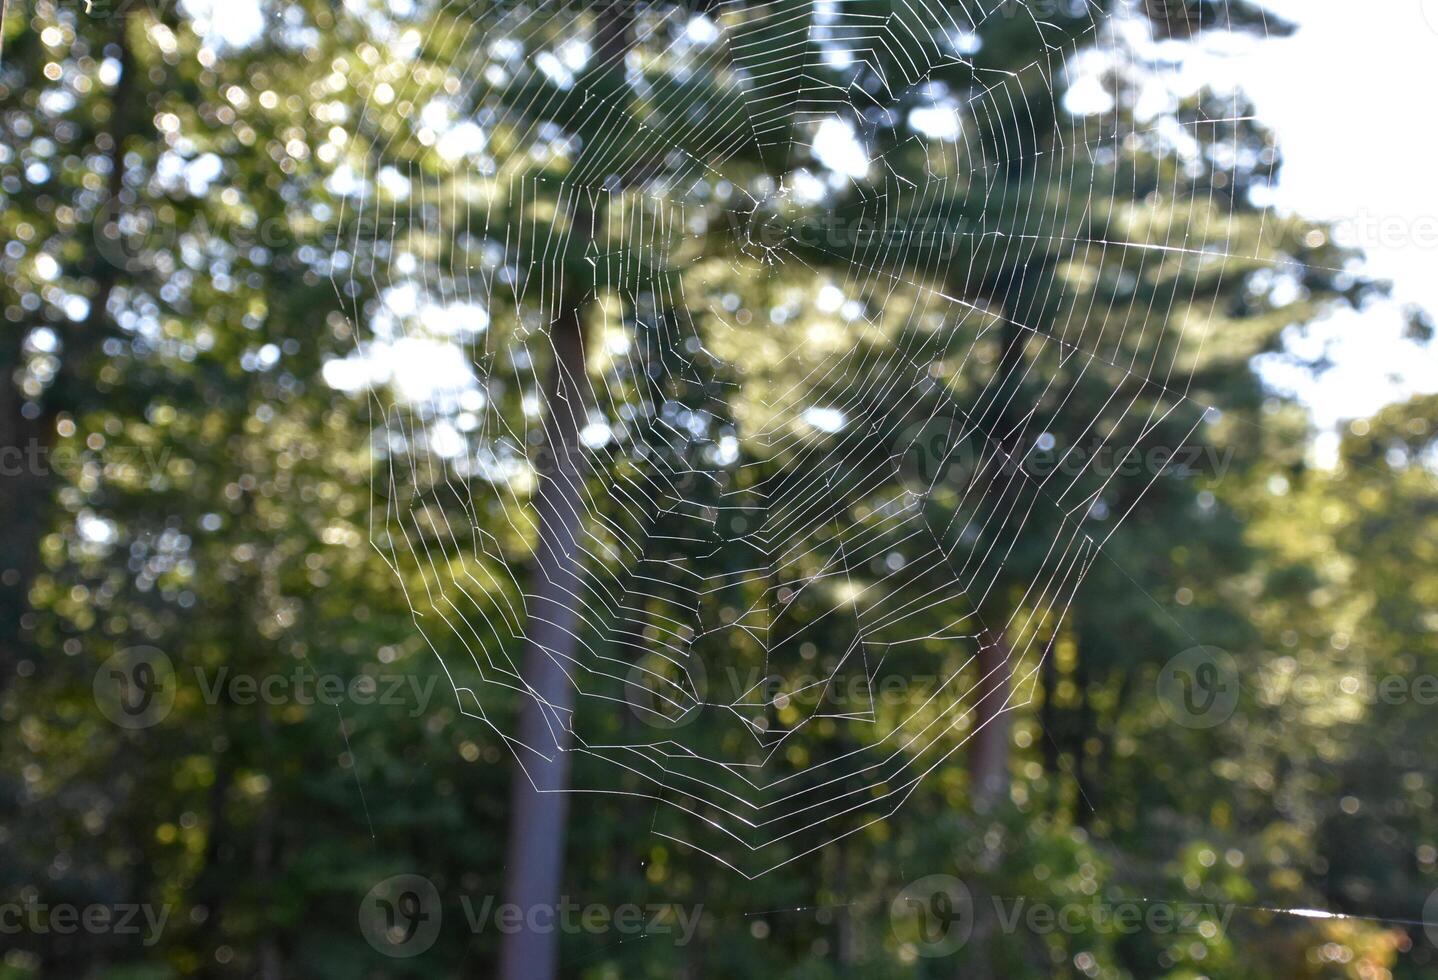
[{"left": 332, "top": 0, "right": 1274, "bottom": 876}]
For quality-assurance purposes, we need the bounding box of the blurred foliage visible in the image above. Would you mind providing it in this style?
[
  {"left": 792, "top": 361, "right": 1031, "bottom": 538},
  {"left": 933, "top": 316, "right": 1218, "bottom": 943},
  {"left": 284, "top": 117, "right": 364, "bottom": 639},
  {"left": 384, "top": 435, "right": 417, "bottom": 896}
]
[{"left": 0, "top": 1, "right": 1434, "bottom": 978}]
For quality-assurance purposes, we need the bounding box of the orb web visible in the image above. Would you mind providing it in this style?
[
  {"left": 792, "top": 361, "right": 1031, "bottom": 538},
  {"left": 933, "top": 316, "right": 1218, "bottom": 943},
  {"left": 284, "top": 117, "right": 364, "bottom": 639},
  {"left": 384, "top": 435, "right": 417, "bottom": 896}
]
[{"left": 329, "top": 0, "right": 1257, "bottom": 875}]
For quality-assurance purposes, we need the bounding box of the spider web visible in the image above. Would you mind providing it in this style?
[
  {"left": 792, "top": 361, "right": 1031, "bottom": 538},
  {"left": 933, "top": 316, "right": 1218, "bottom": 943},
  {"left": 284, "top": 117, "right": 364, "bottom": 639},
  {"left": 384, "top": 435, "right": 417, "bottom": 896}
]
[{"left": 330, "top": 0, "right": 1262, "bottom": 876}]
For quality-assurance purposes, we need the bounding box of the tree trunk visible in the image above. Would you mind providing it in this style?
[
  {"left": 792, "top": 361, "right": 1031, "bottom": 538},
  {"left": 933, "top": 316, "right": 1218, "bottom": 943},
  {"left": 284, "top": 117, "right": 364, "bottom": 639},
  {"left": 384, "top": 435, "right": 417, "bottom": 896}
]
[
  {"left": 1039, "top": 646, "right": 1060, "bottom": 778},
  {"left": 1074, "top": 646, "right": 1096, "bottom": 826},
  {"left": 497, "top": 6, "right": 630, "bottom": 976},
  {"left": 967, "top": 295, "right": 1028, "bottom": 809},
  {"left": 970, "top": 627, "right": 1013, "bottom": 808},
  {"left": 0, "top": 378, "right": 50, "bottom": 691},
  {"left": 497, "top": 295, "right": 591, "bottom": 980},
  {"left": 0, "top": 23, "right": 136, "bottom": 695}
]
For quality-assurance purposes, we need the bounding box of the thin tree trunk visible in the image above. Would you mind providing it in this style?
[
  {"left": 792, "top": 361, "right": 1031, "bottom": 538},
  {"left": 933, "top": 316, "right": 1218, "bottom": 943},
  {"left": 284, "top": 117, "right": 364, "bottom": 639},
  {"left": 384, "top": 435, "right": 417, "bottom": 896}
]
[
  {"left": 1039, "top": 645, "right": 1060, "bottom": 777},
  {"left": 497, "top": 294, "right": 592, "bottom": 980},
  {"left": 826, "top": 808, "right": 858, "bottom": 965},
  {"left": 0, "top": 375, "right": 49, "bottom": 690},
  {"left": 970, "top": 627, "right": 1013, "bottom": 808},
  {"left": 1094, "top": 671, "right": 1131, "bottom": 788},
  {"left": 497, "top": 6, "right": 631, "bottom": 976},
  {"left": 0, "top": 22, "right": 136, "bottom": 695},
  {"left": 1074, "top": 647, "right": 1096, "bottom": 826},
  {"left": 967, "top": 296, "right": 1028, "bottom": 809}
]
